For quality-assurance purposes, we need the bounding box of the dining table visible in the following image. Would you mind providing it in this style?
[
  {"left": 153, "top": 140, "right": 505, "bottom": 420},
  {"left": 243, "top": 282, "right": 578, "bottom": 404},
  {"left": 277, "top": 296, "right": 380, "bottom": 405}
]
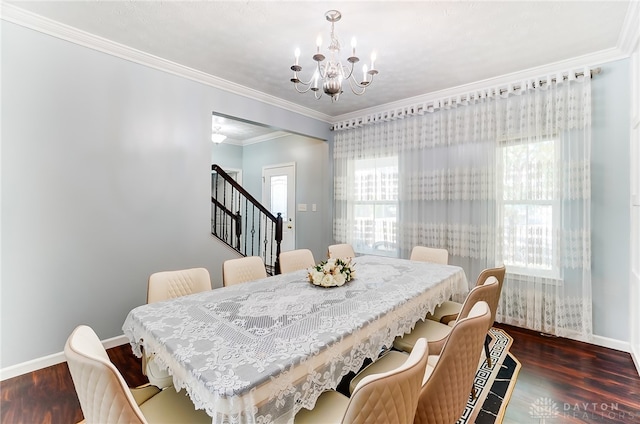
[{"left": 122, "top": 254, "right": 468, "bottom": 424}]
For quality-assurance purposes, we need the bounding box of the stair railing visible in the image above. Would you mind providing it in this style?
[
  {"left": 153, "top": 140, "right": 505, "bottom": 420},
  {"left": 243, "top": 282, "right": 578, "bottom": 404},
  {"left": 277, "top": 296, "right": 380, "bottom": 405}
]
[{"left": 211, "top": 164, "right": 283, "bottom": 274}]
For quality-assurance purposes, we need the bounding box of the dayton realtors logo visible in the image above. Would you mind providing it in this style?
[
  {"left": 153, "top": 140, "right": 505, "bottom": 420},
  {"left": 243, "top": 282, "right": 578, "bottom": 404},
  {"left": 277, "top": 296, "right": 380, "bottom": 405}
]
[
  {"left": 529, "top": 397, "right": 559, "bottom": 423},
  {"left": 562, "top": 402, "right": 638, "bottom": 421},
  {"left": 530, "top": 397, "right": 638, "bottom": 422}
]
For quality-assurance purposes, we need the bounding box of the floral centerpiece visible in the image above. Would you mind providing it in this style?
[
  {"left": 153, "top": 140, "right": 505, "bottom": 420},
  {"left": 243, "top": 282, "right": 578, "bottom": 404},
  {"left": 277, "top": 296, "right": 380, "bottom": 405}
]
[{"left": 308, "top": 258, "right": 355, "bottom": 287}]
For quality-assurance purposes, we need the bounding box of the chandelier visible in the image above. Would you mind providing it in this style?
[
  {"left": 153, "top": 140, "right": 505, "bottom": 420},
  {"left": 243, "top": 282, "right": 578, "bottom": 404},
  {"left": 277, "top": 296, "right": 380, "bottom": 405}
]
[{"left": 290, "top": 10, "right": 378, "bottom": 102}]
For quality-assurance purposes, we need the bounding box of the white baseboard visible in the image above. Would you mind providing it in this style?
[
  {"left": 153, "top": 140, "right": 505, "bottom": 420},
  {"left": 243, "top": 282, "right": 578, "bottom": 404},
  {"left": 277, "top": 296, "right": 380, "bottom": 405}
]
[
  {"left": 632, "top": 345, "right": 640, "bottom": 376},
  {"left": 498, "top": 321, "right": 632, "bottom": 353},
  {"left": 591, "top": 334, "right": 631, "bottom": 353},
  {"left": 0, "top": 334, "right": 130, "bottom": 381}
]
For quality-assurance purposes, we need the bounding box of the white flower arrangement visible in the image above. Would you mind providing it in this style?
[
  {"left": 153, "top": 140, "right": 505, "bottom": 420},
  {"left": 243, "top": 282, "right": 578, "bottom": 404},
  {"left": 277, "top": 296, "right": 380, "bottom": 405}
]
[{"left": 308, "top": 258, "right": 355, "bottom": 287}]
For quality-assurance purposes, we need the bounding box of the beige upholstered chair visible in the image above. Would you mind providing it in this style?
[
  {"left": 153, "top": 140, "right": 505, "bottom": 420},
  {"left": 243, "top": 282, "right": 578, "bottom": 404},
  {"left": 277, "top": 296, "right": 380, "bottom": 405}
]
[
  {"left": 409, "top": 246, "right": 449, "bottom": 265},
  {"left": 327, "top": 243, "right": 355, "bottom": 259},
  {"left": 64, "top": 325, "right": 211, "bottom": 424},
  {"left": 279, "top": 249, "right": 316, "bottom": 274},
  {"left": 427, "top": 265, "right": 506, "bottom": 325},
  {"left": 222, "top": 256, "right": 267, "bottom": 287},
  {"left": 294, "top": 338, "right": 429, "bottom": 424},
  {"left": 414, "top": 301, "right": 492, "bottom": 424},
  {"left": 348, "top": 302, "right": 492, "bottom": 424},
  {"left": 147, "top": 267, "right": 212, "bottom": 304},
  {"left": 393, "top": 277, "right": 500, "bottom": 358},
  {"left": 144, "top": 267, "right": 212, "bottom": 388}
]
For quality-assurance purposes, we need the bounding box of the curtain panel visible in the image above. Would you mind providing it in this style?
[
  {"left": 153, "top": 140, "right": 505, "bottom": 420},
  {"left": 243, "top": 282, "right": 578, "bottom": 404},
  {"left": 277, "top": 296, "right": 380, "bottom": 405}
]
[{"left": 333, "top": 75, "right": 592, "bottom": 340}]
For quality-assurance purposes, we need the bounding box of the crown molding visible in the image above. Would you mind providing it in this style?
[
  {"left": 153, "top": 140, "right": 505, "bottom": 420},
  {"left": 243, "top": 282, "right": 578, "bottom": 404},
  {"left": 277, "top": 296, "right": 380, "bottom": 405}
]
[
  {"left": 619, "top": 0, "right": 640, "bottom": 55},
  {"left": 0, "top": 3, "right": 333, "bottom": 124},
  {"left": 223, "top": 130, "right": 291, "bottom": 147},
  {"left": 241, "top": 130, "right": 291, "bottom": 146}
]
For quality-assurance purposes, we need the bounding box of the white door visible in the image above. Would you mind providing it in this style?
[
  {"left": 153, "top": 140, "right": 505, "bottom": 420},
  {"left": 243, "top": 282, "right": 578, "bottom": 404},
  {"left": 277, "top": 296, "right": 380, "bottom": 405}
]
[{"left": 262, "top": 163, "right": 296, "bottom": 255}]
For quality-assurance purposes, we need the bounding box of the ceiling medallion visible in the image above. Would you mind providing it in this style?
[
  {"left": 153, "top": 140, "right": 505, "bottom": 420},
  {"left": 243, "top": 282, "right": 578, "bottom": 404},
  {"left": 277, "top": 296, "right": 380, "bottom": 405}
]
[{"left": 290, "top": 10, "right": 378, "bottom": 102}]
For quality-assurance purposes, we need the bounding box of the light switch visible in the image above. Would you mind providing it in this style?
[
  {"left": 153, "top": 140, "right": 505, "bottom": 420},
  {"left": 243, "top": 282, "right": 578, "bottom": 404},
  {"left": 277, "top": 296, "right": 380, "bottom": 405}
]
[
  {"left": 298, "top": 203, "right": 307, "bottom": 212},
  {"left": 312, "top": 204, "right": 317, "bottom": 211}
]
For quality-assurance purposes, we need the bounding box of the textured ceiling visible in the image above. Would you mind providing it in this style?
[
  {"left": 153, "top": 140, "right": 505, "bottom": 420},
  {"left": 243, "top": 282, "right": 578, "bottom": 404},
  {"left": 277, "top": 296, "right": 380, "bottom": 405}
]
[
  {"left": 211, "top": 113, "right": 291, "bottom": 145},
  {"left": 5, "top": 1, "right": 632, "bottom": 139}
]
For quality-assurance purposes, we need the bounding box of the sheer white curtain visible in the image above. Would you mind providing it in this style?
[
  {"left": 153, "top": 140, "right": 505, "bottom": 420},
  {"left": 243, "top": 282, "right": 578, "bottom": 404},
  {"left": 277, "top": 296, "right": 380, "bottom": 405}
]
[
  {"left": 395, "top": 102, "right": 499, "bottom": 286},
  {"left": 496, "top": 76, "right": 592, "bottom": 340},
  {"left": 334, "top": 124, "right": 400, "bottom": 256},
  {"left": 334, "top": 72, "right": 592, "bottom": 340}
]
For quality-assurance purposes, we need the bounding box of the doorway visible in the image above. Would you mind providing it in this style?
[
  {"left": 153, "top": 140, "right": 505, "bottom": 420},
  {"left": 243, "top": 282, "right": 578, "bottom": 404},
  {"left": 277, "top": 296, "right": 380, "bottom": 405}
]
[{"left": 262, "top": 163, "right": 296, "bottom": 253}]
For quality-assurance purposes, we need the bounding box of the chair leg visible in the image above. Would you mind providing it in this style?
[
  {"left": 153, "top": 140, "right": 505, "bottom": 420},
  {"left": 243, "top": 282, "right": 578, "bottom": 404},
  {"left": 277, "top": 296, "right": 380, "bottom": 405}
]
[
  {"left": 439, "top": 313, "right": 458, "bottom": 325},
  {"left": 470, "top": 384, "right": 477, "bottom": 400},
  {"left": 484, "top": 333, "right": 492, "bottom": 367},
  {"left": 141, "top": 346, "right": 148, "bottom": 376}
]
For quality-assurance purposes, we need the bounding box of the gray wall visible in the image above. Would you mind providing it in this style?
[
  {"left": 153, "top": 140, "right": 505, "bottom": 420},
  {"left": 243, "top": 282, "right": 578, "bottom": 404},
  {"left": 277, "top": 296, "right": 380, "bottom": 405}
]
[
  {"left": 591, "top": 58, "right": 631, "bottom": 341},
  {"left": 212, "top": 142, "right": 243, "bottom": 171},
  {"left": 1, "top": 22, "right": 331, "bottom": 368}
]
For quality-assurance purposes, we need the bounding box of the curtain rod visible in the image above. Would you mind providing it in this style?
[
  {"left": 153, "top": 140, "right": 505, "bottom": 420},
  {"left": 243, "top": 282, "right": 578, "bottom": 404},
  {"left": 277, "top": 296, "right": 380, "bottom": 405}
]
[
  {"left": 500, "top": 67, "right": 601, "bottom": 95},
  {"left": 332, "top": 67, "right": 601, "bottom": 131}
]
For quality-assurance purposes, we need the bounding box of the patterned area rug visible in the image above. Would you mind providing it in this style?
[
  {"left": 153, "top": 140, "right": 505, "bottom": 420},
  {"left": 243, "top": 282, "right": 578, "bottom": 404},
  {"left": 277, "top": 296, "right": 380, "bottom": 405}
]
[{"left": 457, "top": 327, "right": 521, "bottom": 424}]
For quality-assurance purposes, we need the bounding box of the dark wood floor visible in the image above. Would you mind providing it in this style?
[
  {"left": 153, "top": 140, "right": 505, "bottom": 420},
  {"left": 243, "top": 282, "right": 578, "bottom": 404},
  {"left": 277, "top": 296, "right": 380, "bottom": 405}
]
[
  {"left": 1, "top": 323, "right": 639, "bottom": 424},
  {"left": 497, "top": 324, "right": 640, "bottom": 424}
]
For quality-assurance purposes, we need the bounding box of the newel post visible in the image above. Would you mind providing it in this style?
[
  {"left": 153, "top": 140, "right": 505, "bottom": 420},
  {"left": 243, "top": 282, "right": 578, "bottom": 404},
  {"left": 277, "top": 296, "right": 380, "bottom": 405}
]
[
  {"left": 275, "top": 213, "right": 283, "bottom": 274},
  {"left": 234, "top": 211, "right": 242, "bottom": 250}
]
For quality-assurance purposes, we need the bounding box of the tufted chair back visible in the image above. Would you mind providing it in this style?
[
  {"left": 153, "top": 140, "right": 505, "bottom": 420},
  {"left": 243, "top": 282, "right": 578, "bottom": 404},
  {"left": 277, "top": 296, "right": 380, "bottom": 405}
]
[
  {"left": 65, "top": 325, "right": 147, "bottom": 424},
  {"left": 147, "top": 267, "right": 211, "bottom": 304},
  {"left": 144, "top": 267, "right": 212, "bottom": 388},
  {"left": 414, "top": 301, "right": 492, "bottom": 424},
  {"left": 223, "top": 256, "right": 267, "bottom": 287},
  {"left": 458, "top": 276, "right": 500, "bottom": 327},
  {"left": 475, "top": 266, "right": 506, "bottom": 317},
  {"left": 327, "top": 243, "right": 355, "bottom": 260},
  {"left": 409, "top": 246, "right": 449, "bottom": 265},
  {"left": 475, "top": 265, "right": 506, "bottom": 287},
  {"left": 279, "top": 249, "right": 316, "bottom": 274},
  {"left": 344, "top": 338, "right": 429, "bottom": 424}
]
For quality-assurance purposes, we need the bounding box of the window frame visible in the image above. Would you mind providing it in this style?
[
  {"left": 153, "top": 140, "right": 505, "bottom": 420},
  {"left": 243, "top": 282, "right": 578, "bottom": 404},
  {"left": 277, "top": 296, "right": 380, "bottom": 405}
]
[
  {"left": 498, "top": 137, "right": 561, "bottom": 280},
  {"left": 348, "top": 156, "right": 399, "bottom": 257}
]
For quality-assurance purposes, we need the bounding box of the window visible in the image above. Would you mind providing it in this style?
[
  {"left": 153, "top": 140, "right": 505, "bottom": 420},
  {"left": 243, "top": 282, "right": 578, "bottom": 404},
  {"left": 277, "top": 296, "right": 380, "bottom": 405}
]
[
  {"left": 351, "top": 156, "right": 398, "bottom": 257},
  {"left": 500, "top": 139, "right": 559, "bottom": 278},
  {"left": 269, "top": 175, "right": 288, "bottom": 220}
]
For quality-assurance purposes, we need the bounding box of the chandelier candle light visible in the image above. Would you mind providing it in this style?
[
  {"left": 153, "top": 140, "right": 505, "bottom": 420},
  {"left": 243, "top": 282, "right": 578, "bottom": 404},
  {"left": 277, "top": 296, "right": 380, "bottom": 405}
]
[{"left": 290, "top": 10, "right": 378, "bottom": 102}]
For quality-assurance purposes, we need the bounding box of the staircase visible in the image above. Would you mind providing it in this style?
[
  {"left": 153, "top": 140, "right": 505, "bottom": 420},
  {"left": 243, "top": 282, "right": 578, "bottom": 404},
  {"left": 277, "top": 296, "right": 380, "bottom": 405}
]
[{"left": 211, "top": 164, "right": 283, "bottom": 275}]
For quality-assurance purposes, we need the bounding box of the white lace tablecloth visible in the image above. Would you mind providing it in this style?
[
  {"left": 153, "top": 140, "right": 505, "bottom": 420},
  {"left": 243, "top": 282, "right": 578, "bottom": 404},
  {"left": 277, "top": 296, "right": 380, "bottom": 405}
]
[{"left": 122, "top": 255, "right": 468, "bottom": 424}]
